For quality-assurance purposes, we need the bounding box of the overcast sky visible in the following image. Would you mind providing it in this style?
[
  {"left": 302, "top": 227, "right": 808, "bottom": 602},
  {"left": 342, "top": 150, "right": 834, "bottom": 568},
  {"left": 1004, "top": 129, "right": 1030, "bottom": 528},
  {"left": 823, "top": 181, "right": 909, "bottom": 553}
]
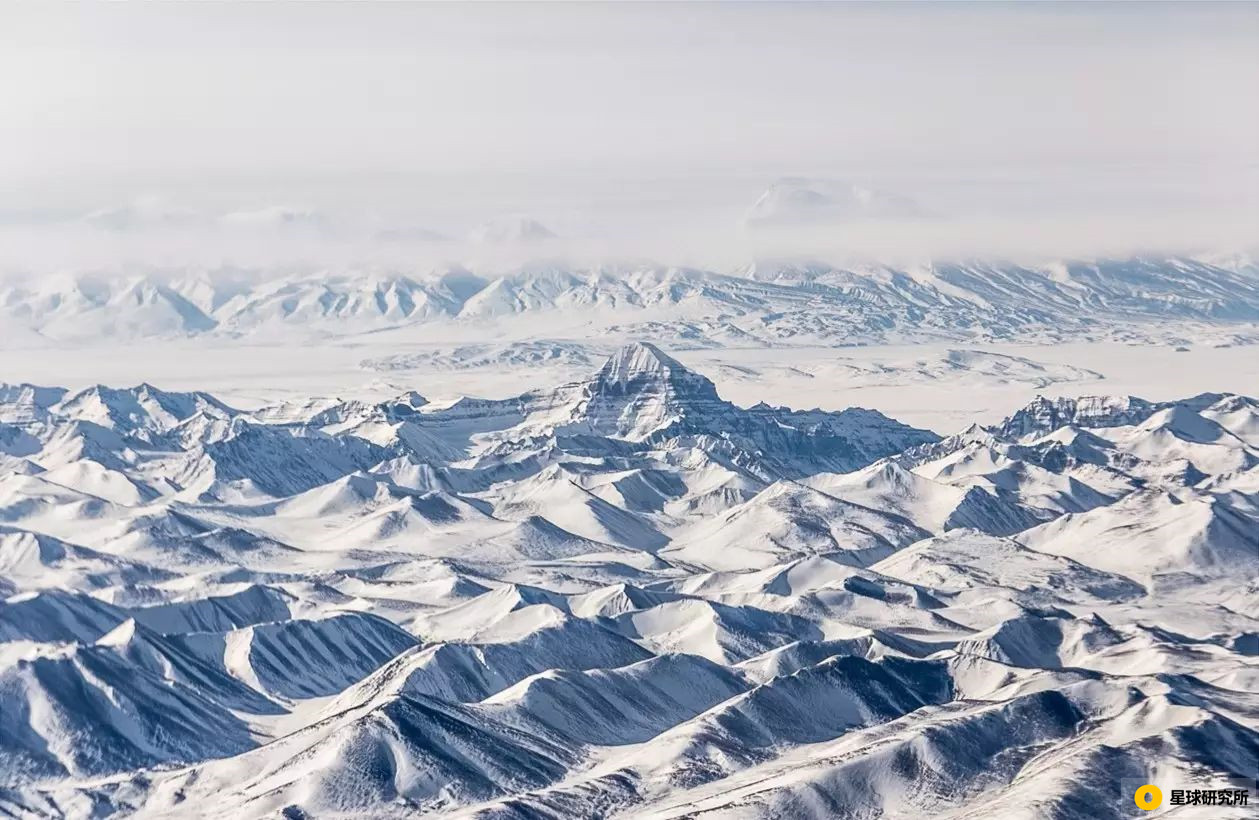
[{"left": 1, "top": 2, "right": 1256, "bottom": 265}]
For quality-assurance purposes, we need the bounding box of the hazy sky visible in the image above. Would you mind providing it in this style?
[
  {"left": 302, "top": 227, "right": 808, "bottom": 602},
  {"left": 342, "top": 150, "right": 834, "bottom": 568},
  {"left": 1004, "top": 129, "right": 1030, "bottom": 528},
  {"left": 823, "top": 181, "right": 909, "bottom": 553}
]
[{"left": 1, "top": 2, "right": 1256, "bottom": 265}]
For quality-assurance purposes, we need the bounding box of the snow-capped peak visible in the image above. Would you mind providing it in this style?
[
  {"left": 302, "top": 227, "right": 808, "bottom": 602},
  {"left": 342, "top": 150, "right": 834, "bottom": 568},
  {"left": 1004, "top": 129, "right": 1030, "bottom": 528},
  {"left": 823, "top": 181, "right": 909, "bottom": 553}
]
[{"left": 593, "top": 342, "right": 691, "bottom": 389}]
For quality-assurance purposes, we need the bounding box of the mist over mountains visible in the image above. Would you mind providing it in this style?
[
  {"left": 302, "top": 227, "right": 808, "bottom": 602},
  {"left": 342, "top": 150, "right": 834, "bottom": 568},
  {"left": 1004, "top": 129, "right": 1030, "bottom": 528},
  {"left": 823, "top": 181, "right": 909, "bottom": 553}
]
[
  {"left": 4, "top": 168, "right": 1256, "bottom": 273},
  {"left": 3, "top": 4, "right": 1259, "bottom": 816}
]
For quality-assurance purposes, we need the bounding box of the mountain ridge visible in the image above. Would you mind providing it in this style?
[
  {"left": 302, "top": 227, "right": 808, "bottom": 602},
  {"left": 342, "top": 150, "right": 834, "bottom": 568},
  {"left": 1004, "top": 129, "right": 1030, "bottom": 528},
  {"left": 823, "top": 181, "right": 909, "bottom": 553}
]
[
  {"left": 0, "top": 344, "right": 1255, "bottom": 818},
  {"left": 4, "top": 256, "right": 1257, "bottom": 346}
]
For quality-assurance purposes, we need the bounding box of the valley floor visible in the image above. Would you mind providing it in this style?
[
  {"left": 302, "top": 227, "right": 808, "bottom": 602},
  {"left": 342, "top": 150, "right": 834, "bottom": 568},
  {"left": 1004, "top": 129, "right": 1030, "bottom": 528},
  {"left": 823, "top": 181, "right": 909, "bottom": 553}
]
[{"left": 3, "top": 337, "right": 1258, "bottom": 430}]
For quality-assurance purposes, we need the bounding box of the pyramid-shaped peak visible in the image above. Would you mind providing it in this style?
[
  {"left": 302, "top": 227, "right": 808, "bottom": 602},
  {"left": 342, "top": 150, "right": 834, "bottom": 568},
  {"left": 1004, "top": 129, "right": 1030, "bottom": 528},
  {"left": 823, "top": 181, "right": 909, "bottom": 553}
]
[
  {"left": 577, "top": 343, "right": 722, "bottom": 438},
  {"left": 597, "top": 343, "right": 689, "bottom": 385}
]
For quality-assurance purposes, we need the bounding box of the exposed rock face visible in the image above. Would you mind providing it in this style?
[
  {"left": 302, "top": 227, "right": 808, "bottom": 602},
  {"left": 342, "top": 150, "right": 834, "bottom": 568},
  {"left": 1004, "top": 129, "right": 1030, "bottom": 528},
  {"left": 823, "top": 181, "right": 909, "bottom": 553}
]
[
  {"left": 576, "top": 342, "right": 724, "bottom": 440},
  {"left": 558, "top": 343, "right": 938, "bottom": 475},
  {"left": 996, "top": 395, "right": 1157, "bottom": 438}
]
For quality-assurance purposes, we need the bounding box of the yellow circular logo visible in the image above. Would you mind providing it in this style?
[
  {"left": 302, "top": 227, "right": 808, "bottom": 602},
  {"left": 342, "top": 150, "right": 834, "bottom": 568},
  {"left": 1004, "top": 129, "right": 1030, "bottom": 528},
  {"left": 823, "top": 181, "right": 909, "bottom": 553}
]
[{"left": 1134, "top": 785, "right": 1163, "bottom": 811}]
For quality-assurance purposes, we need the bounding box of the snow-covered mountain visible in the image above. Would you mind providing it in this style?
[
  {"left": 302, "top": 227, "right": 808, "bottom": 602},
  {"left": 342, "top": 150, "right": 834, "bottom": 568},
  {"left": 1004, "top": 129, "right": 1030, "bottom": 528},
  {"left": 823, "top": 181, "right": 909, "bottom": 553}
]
[
  {"left": 0, "top": 345, "right": 1256, "bottom": 818},
  {"left": 219, "top": 205, "right": 331, "bottom": 233},
  {"left": 743, "top": 176, "right": 929, "bottom": 227},
  {"left": 3, "top": 256, "right": 1257, "bottom": 345},
  {"left": 468, "top": 215, "right": 557, "bottom": 244}
]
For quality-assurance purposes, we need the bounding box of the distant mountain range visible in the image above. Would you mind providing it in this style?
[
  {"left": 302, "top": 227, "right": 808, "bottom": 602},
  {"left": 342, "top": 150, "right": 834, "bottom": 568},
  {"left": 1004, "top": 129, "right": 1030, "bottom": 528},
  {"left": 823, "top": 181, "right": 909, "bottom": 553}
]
[
  {"left": 2, "top": 256, "right": 1257, "bottom": 346},
  {"left": 1, "top": 344, "right": 1256, "bottom": 817}
]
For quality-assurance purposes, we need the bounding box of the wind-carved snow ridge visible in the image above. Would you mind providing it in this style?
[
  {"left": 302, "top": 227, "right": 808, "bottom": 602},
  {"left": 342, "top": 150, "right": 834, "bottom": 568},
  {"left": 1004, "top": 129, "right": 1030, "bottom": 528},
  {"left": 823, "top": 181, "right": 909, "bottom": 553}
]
[{"left": 0, "top": 346, "right": 1257, "bottom": 818}]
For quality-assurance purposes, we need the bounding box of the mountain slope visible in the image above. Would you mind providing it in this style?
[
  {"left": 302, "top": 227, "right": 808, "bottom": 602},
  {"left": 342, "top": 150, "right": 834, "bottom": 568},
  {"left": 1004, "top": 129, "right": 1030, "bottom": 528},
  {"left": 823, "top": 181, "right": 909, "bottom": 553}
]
[{"left": 0, "top": 364, "right": 1256, "bottom": 819}]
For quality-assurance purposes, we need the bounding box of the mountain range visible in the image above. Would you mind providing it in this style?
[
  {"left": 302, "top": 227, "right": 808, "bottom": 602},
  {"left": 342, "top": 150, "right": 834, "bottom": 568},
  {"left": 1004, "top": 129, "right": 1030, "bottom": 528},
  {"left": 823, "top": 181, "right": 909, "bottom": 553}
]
[
  {"left": 3, "top": 256, "right": 1257, "bottom": 346},
  {"left": 0, "top": 343, "right": 1256, "bottom": 818}
]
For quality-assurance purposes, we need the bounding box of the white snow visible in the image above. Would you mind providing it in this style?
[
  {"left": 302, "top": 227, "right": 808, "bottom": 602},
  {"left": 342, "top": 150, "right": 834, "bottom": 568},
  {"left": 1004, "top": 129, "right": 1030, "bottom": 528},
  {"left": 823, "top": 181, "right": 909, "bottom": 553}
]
[{"left": 0, "top": 293, "right": 1257, "bottom": 818}]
